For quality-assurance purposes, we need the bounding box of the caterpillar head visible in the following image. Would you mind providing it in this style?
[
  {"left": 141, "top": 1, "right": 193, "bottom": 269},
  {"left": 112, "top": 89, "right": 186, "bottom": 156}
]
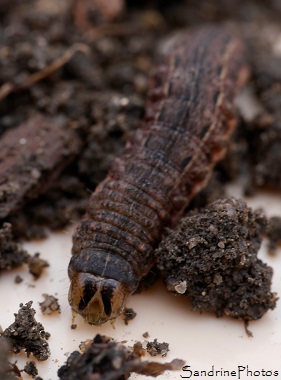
[{"left": 69, "top": 272, "right": 130, "bottom": 325}]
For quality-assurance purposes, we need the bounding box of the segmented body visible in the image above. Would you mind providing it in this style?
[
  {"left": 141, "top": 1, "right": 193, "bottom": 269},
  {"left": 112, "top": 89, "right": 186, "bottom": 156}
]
[{"left": 68, "top": 25, "right": 249, "bottom": 324}]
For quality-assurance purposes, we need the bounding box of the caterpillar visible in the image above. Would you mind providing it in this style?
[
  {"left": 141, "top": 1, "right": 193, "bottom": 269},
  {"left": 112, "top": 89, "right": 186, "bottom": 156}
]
[{"left": 68, "top": 25, "right": 249, "bottom": 324}]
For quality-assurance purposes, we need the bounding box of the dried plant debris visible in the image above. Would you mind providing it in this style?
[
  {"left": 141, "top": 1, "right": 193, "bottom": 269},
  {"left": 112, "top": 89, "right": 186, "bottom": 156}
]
[
  {"left": 146, "top": 339, "right": 169, "bottom": 357},
  {"left": 58, "top": 334, "right": 184, "bottom": 380},
  {"left": 156, "top": 198, "right": 277, "bottom": 320},
  {"left": 39, "top": 294, "right": 61, "bottom": 315},
  {"left": 122, "top": 307, "right": 137, "bottom": 325},
  {"left": 1, "top": 301, "right": 51, "bottom": 361},
  {"left": 0, "top": 222, "right": 29, "bottom": 271}
]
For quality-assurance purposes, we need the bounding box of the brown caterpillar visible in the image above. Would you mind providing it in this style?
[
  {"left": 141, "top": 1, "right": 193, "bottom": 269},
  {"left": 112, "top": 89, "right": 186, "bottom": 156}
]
[{"left": 68, "top": 25, "right": 249, "bottom": 324}]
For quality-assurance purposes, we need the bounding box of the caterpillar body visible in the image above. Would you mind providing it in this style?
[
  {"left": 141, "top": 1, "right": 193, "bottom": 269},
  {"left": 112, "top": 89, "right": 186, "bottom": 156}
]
[{"left": 68, "top": 25, "right": 249, "bottom": 324}]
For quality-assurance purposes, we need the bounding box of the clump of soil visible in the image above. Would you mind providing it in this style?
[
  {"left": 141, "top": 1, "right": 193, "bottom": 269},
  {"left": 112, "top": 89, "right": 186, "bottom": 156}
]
[
  {"left": 0, "top": 222, "right": 29, "bottom": 271},
  {"left": 122, "top": 307, "right": 137, "bottom": 325},
  {"left": 57, "top": 334, "right": 184, "bottom": 380},
  {"left": 156, "top": 198, "right": 277, "bottom": 320},
  {"left": 23, "top": 361, "right": 38, "bottom": 378},
  {"left": 0, "top": 222, "right": 49, "bottom": 279},
  {"left": 27, "top": 253, "right": 49, "bottom": 280},
  {"left": 1, "top": 301, "right": 51, "bottom": 361},
  {"left": 39, "top": 294, "right": 61, "bottom": 315},
  {"left": 146, "top": 339, "right": 169, "bottom": 357}
]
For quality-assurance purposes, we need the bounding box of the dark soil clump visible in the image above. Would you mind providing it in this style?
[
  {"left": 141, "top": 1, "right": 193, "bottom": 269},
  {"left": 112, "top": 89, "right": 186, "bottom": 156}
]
[
  {"left": 0, "top": 222, "right": 29, "bottom": 271},
  {"left": 24, "top": 360, "right": 38, "bottom": 378},
  {"left": 156, "top": 198, "right": 277, "bottom": 320},
  {"left": 122, "top": 307, "right": 137, "bottom": 325},
  {"left": 146, "top": 339, "right": 169, "bottom": 357},
  {"left": 57, "top": 334, "right": 184, "bottom": 380},
  {"left": 39, "top": 294, "right": 61, "bottom": 315},
  {"left": 1, "top": 301, "right": 51, "bottom": 361}
]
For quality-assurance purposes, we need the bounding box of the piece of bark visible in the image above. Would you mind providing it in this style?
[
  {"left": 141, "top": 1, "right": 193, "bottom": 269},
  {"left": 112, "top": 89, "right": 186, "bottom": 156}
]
[{"left": 0, "top": 114, "right": 82, "bottom": 219}]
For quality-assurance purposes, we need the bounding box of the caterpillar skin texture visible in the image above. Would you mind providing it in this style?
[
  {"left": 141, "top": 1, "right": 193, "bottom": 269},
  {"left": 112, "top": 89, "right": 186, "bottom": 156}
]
[{"left": 68, "top": 25, "right": 249, "bottom": 324}]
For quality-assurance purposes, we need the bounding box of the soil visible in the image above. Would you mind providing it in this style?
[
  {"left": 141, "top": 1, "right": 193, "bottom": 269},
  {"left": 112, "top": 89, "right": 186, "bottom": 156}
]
[
  {"left": 57, "top": 334, "right": 184, "bottom": 380},
  {"left": 39, "top": 294, "right": 61, "bottom": 315},
  {"left": 0, "top": 222, "right": 49, "bottom": 279},
  {"left": 146, "top": 339, "right": 169, "bottom": 357},
  {"left": 156, "top": 198, "right": 277, "bottom": 320},
  {"left": 122, "top": 307, "right": 137, "bottom": 325},
  {"left": 0, "top": 222, "right": 29, "bottom": 271},
  {"left": 1, "top": 301, "right": 51, "bottom": 361}
]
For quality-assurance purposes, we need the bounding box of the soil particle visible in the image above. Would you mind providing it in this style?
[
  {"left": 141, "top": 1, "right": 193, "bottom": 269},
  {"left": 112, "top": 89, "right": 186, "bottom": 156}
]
[
  {"left": 1, "top": 301, "right": 51, "bottom": 361},
  {"left": 122, "top": 307, "right": 137, "bottom": 325},
  {"left": 142, "top": 331, "right": 149, "bottom": 339},
  {"left": 39, "top": 294, "right": 61, "bottom": 315},
  {"left": 24, "top": 360, "right": 38, "bottom": 378},
  {"left": 156, "top": 198, "right": 277, "bottom": 320},
  {"left": 14, "top": 275, "right": 23, "bottom": 284},
  {"left": 146, "top": 339, "right": 169, "bottom": 357},
  {"left": 26, "top": 253, "right": 49, "bottom": 280},
  {"left": 57, "top": 334, "right": 184, "bottom": 380}
]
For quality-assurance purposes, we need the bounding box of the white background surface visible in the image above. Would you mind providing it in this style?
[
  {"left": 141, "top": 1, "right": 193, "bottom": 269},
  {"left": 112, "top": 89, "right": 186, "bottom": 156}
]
[{"left": 1, "top": 184, "right": 281, "bottom": 380}]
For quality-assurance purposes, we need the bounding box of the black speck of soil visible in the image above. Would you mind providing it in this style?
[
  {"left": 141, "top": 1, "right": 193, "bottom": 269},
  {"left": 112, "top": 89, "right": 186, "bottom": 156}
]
[
  {"left": 122, "top": 307, "right": 137, "bottom": 325},
  {"left": 146, "top": 339, "right": 169, "bottom": 357},
  {"left": 142, "top": 331, "right": 149, "bottom": 338},
  {"left": 1, "top": 301, "right": 51, "bottom": 361},
  {"left": 39, "top": 294, "right": 61, "bottom": 315},
  {"left": 156, "top": 197, "right": 277, "bottom": 320},
  {"left": 27, "top": 253, "right": 49, "bottom": 280},
  {"left": 57, "top": 334, "right": 184, "bottom": 380},
  {"left": 24, "top": 360, "right": 38, "bottom": 378},
  {"left": 14, "top": 275, "right": 23, "bottom": 284}
]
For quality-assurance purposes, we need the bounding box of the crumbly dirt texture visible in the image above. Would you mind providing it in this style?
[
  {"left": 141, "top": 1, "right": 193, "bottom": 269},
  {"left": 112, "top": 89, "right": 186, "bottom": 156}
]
[
  {"left": 57, "top": 334, "right": 184, "bottom": 380},
  {"left": 1, "top": 301, "right": 51, "bottom": 361},
  {"left": 27, "top": 253, "right": 49, "bottom": 280},
  {"left": 0, "top": 222, "right": 29, "bottom": 271},
  {"left": 39, "top": 294, "right": 61, "bottom": 315},
  {"left": 156, "top": 198, "right": 277, "bottom": 320},
  {"left": 0, "top": 0, "right": 280, "bottom": 242},
  {"left": 146, "top": 339, "right": 169, "bottom": 357},
  {"left": 24, "top": 361, "right": 38, "bottom": 378}
]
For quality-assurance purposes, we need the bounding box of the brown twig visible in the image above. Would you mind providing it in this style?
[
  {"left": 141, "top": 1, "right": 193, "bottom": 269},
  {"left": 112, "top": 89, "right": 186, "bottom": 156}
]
[{"left": 0, "top": 43, "right": 89, "bottom": 102}]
